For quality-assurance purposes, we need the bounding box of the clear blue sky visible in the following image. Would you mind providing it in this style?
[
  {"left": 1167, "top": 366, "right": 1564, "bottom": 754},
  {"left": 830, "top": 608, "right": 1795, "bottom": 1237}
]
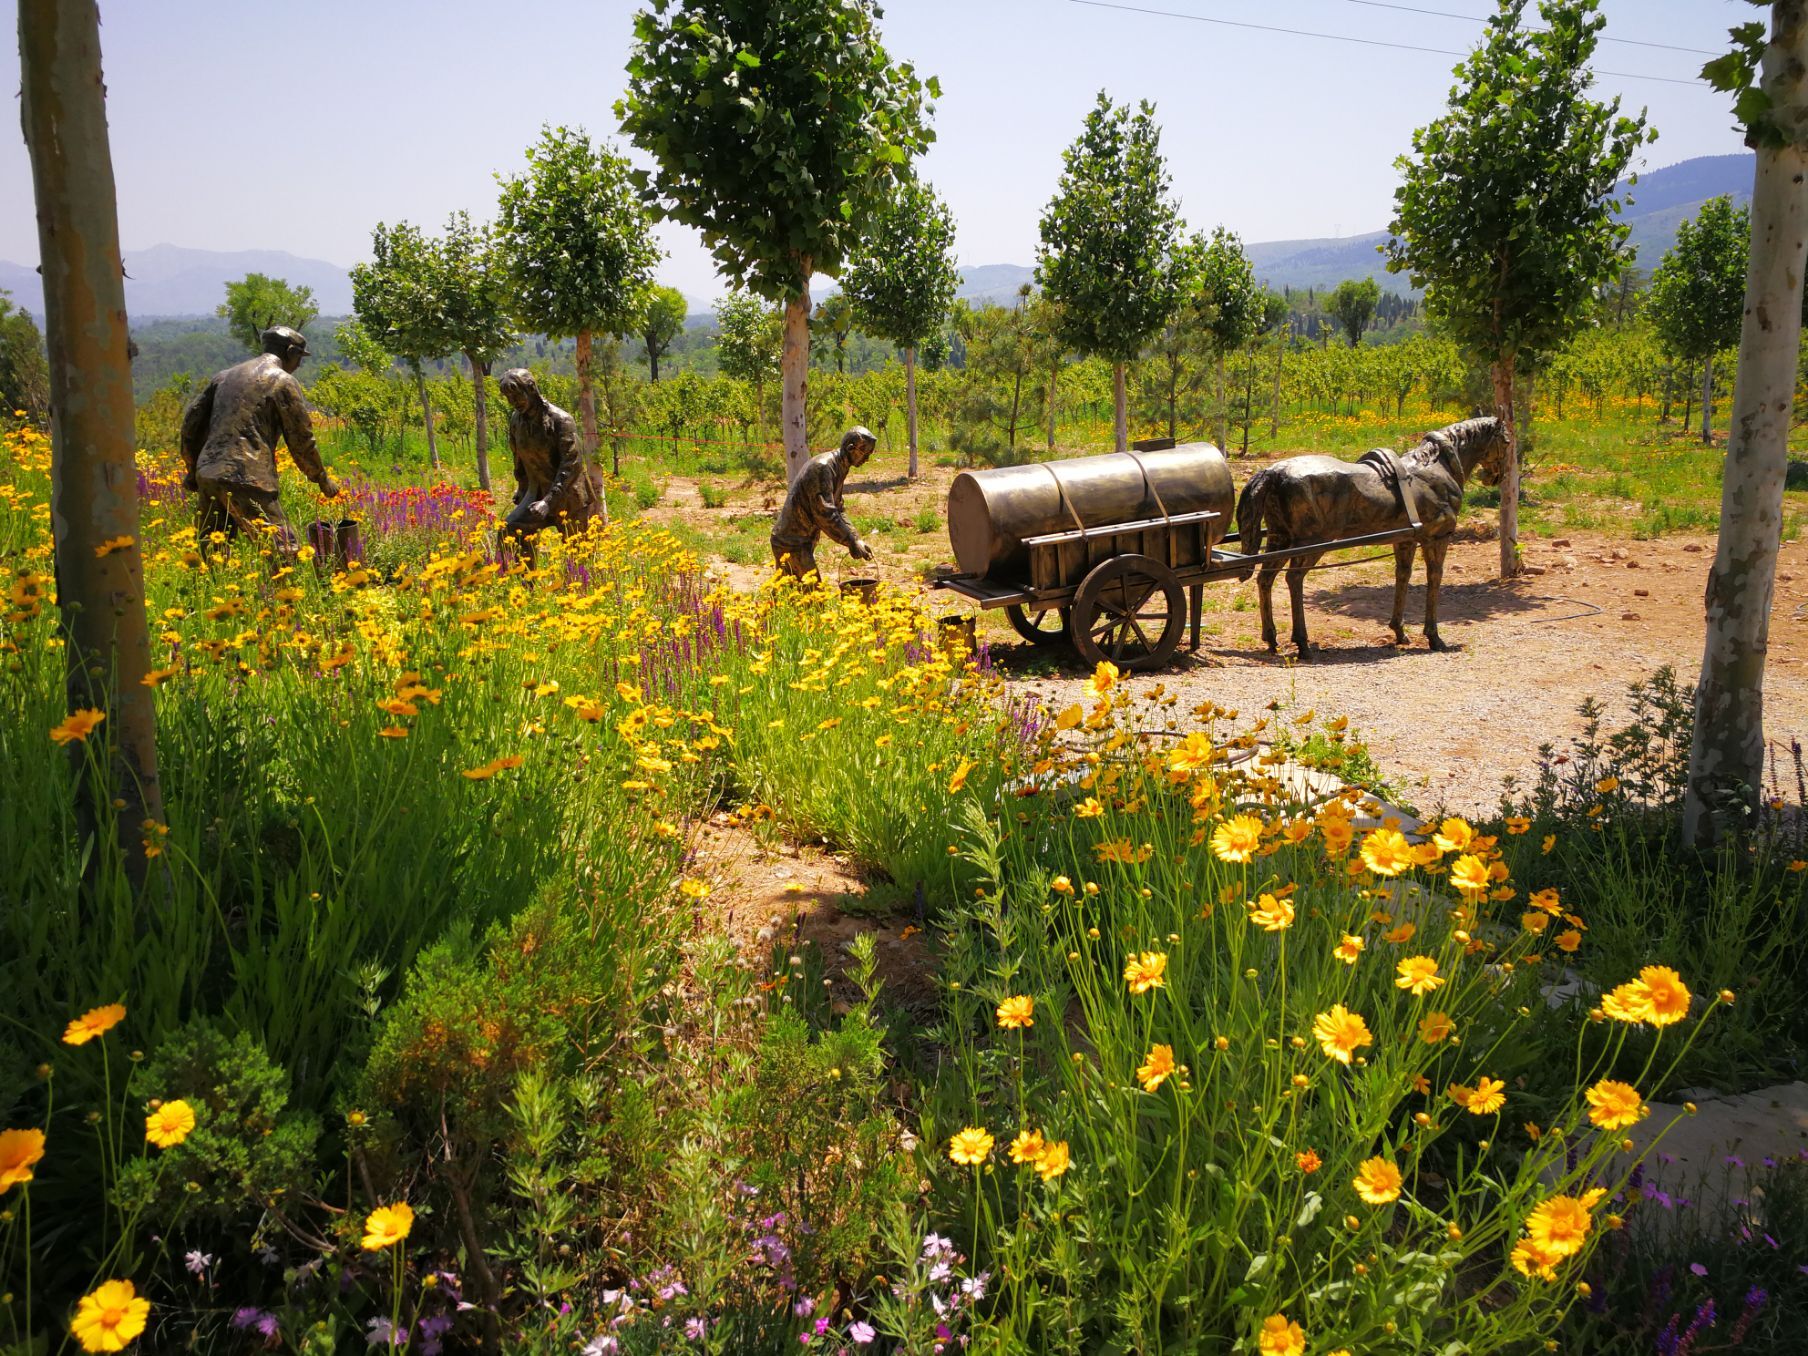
[{"left": 1, "top": 0, "right": 1748, "bottom": 305}]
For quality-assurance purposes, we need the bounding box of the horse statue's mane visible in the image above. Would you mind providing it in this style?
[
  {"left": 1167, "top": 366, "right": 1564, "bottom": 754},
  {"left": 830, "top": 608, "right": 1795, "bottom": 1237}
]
[{"left": 1404, "top": 415, "right": 1502, "bottom": 469}]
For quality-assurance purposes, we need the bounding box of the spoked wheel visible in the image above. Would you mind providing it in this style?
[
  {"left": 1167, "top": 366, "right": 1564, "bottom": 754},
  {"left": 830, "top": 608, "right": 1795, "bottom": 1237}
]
[
  {"left": 1071, "top": 554, "right": 1185, "bottom": 672},
  {"left": 1005, "top": 603, "right": 1071, "bottom": 646}
]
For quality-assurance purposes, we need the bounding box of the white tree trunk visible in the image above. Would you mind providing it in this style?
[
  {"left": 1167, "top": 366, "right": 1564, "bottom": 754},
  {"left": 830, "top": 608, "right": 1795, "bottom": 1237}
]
[
  {"left": 1700, "top": 351, "right": 1715, "bottom": 444},
  {"left": 905, "top": 345, "right": 919, "bottom": 478},
  {"left": 1684, "top": 3, "right": 1808, "bottom": 844},
  {"left": 468, "top": 352, "right": 491, "bottom": 492},
  {"left": 1112, "top": 361, "right": 1128, "bottom": 453},
  {"left": 782, "top": 280, "right": 811, "bottom": 484},
  {"left": 575, "top": 329, "right": 598, "bottom": 457},
  {"left": 1492, "top": 355, "right": 1521, "bottom": 578},
  {"left": 415, "top": 363, "right": 439, "bottom": 470}
]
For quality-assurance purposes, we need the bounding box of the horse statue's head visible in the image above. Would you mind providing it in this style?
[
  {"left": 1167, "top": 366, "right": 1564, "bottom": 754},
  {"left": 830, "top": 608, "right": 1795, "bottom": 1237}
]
[{"left": 1433, "top": 415, "right": 1510, "bottom": 487}]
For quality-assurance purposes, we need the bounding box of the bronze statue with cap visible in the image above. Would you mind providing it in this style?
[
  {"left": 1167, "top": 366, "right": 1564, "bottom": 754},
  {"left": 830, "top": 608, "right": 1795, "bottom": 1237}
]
[
  {"left": 497, "top": 367, "right": 607, "bottom": 557},
  {"left": 770, "top": 426, "right": 878, "bottom": 580},
  {"left": 179, "top": 325, "right": 338, "bottom": 554}
]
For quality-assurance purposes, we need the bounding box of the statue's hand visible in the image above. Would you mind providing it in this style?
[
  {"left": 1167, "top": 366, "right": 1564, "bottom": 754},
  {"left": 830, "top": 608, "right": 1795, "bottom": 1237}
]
[
  {"left": 851, "top": 538, "right": 875, "bottom": 562},
  {"left": 529, "top": 499, "right": 551, "bottom": 521},
  {"left": 319, "top": 477, "right": 341, "bottom": 499}
]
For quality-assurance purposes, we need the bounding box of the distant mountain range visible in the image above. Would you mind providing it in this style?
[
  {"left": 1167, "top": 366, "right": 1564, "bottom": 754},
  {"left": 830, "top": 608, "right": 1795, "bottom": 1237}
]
[{"left": 0, "top": 154, "right": 1757, "bottom": 319}]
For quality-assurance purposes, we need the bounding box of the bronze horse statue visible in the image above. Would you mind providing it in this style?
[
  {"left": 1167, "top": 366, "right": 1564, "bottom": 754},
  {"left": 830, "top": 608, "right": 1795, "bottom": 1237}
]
[{"left": 1234, "top": 416, "right": 1509, "bottom": 657}]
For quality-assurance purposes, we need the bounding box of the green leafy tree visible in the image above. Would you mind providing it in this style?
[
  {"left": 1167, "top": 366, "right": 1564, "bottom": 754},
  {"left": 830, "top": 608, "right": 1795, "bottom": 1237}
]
[
  {"left": 618, "top": 0, "right": 937, "bottom": 482},
  {"left": 0, "top": 290, "right": 50, "bottom": 419},
  {"left": 843, "top": 178, "right": 960, "bottom": 477},
  {"left": 639, "top": 284, "right": 689, "bottom": 383},
  {"left": 216, "top": 272, "right": 318, "bottom": 352},
  {"left": 812, "top": 292, "right": 857, "bottom": 375},
  {"left": 436, "top": 211, "right": 514, "bottom": 490},
  {"left": 1037, "top": 91, "right": 1185, "bottom": 452},
  {"left": 1384, "top": 0, "right": 1652, "bottom": 577},
  {"left": 351, "top": 221, "right": 453, "bottom": 470},
  {"left": 1647, "top": 196, "right": 1748, "bottom": 444},
  {"left": 496, "top": 123, "right": 660, "bottom": 507},
  {"left": 1194, "top": 228, "right": 1262, "bottom": 451},
  {"left": 715, "top": 291, "right": 783, "bottom": 448},
  {"left": 1685, "top": 1, "right": 1808, "bottom": 843},
  {"left": 333, "top": 317, "right": 390, "bottom": 376},
  {"left": 1328, "top": 277, "right": 1381, "bottom": 348}
]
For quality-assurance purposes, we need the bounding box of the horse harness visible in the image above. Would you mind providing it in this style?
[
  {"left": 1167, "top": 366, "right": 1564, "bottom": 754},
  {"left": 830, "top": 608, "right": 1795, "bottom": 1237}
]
[{"left": 1357, "top": 446, "right": 1426, "bottom": 542}]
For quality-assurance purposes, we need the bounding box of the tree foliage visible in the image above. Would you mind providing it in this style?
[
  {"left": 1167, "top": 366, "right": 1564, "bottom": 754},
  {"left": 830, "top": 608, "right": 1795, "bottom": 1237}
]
[
  {"left": 435, "top": 212, "right": 513, "bottom": 368},
  {"left": 351, "top": 221, "right": 452, "bottom": 368},
  {"left": 0, "top": 290, "right": 50, "bottom": 419},
  {"left": 843, "top": 178, "right": 960, "bottom": 349},
  {"left": 1036, "top": 91, "right": 1186, "bottom": 365},
  {"left": 617, "top": 0, "right": 938, "bottom": 301},
  {"left": 639, "top": 285, "right": 689, "bottom": 382},
  {"left": 1328, "top": 278, "right": 1382, "bottom": 348},
  {"left": 1192, "top": 229, "right": 1261, "bottom": 358},
  {"left": 714, "top": 292, "right": 782, "bottom": 388},
  {"left": 216, "top": 273, "right": 318, "bottom": 352},
  {"left": 1647, "top": 195, "right": 1749, "bottom": 364}
]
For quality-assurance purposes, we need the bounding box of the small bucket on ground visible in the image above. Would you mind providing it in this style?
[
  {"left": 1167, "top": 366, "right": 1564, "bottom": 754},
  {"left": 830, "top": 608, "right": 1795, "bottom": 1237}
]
[
  {"left": 840, "top": 577, "right": 880, "bottom": 605},
  {"left": 938, "top": 613, "right": 977, "bottom": 658},
  {"left": 307, "top": 517, "right": 364, "bottom": 574}
]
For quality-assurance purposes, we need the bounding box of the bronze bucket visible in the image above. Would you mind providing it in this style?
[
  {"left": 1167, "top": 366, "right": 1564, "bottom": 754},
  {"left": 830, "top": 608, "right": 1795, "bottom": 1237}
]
[
  {"left": 306, "top": 517, "right": 363, "bottom": 574},
  {"left": 840, "top": 577, "right": 880, "bottom": 605},
  {"left": 937, "top": 613, "right": 978, "bottom": 658}
]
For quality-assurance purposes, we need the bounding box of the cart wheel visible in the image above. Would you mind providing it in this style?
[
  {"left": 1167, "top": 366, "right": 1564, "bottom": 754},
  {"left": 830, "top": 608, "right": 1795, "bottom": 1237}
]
[
  {"left": 1072, "top": 554, "right": 1185, "bottom": 672},
  {"left": 1005, "top": 603, "right": 1071, "bottom": 646}
]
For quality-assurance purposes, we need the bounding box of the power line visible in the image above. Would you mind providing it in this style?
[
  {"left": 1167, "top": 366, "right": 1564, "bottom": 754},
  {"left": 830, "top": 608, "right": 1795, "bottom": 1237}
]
[
  {"left": 1062, "top": 0, "right": 1712, "bottom": 86},
  {"left": 1338, "top": 0, "right": 1718, "bottom": 57}
]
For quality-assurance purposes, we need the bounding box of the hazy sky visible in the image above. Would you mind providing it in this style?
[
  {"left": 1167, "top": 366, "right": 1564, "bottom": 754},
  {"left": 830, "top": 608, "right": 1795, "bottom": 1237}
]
[{"left": 1, "top": 0, "right": 1748, "bottom": 304}]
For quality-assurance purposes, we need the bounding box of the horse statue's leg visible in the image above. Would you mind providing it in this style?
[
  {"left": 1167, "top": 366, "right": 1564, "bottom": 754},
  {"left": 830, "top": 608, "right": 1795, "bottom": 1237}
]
[
  {"left": 1257, "top": 559, "right": 1283, "bottom": 653},
  {"left": 1422, "top": 537, "right": 1451, "bottom": 651},
  {"left": 1286, "top": 553, "right": 1322, "bottom": 658},
  {"left": 1389, "top": 540, "right": 1417, "bottom": 646}
]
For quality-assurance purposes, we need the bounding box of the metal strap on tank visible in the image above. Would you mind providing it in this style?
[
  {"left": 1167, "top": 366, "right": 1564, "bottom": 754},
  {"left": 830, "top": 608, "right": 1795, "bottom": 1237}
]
[
  {"left": 1039, "top": 462, "right": 1087, "bottom": 533},
  {"left": 1124, "top": 450, "right": 1171, "bottom": 523}
]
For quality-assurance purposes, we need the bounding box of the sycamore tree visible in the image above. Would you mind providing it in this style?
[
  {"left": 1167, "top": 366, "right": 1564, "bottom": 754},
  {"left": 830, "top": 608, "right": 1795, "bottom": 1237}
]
[
  {"left": 842, "top": 177, "right": 960, "bottom": 477},
  {"left": 437, "top": 212, "right": 513, "bottom": 490},
  {"left": 351, "top": 221, "right": 453, "bottom": 470},
  {"left": 497, "top": 124, "right": 659, "bottom": 500},
  {"left": 1648, "top": 196, "right": 1748, "bottom": 445},
  {"left": 618, "top": 0, "right": 937, "bottom": 483},
  {"left": 1328, "top": 277, "right": 1381, "bottom": 348},
  {"left": 1385, "top": 0, "right": 1652, "bottom": 578},
  {"left": 1685, "top": 1, "right": 1808, "bottom": 844},
  {"left": 813, "top": 292, "right": 857, "bottom": 375},
  {"left": 217, "top": 272, "right": 318, "bottom": 352},
  {"left": 715, "top": 291, "right": 783, "bottom": 447},
  {"left": 1037, "top": 91, "right": 1185, "bottom": 453},
  {"left": 639, "top": 284, "right": 689, "bottom": 383},
  {"left": 1194, "top": 228, "right": 1261, "bottom": 451}
]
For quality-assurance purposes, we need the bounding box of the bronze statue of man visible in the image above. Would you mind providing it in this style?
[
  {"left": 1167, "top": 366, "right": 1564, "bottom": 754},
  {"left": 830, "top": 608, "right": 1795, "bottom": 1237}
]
[
  {"left": 498, "top": 368, "right": 607, "bottom": 555},
  {"left": 180, "top": 325, "right": 337, "bottom": 553},
  {"left": 770, "top": 426, "right": 877, "bottom": 580}
]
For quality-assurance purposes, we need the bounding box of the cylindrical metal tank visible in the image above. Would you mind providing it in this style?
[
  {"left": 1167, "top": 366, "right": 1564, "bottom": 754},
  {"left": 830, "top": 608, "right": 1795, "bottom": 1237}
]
[{"left": 947, "top": 443, "right": 1235, "bottom": 579}]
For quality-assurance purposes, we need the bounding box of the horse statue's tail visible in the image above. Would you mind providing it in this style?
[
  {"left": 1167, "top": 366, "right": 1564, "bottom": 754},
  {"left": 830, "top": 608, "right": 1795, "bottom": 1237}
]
[{"left": 1234, "top": 468, "right": 1274, "bottom": 580}]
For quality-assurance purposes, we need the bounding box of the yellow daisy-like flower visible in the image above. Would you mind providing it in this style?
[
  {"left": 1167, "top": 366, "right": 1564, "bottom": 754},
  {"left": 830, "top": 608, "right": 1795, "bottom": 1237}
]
[
  {"left": 1601, "top": 982, "right": 1648, "bottom": 1023},
  {"left": 1084, "top": 660, "right": 1119, "bottom": 699},
  {"left": 1512, "top": 1236, "right": 1563, "bottom": 1281},
  {"left": 1320, "top": 816, "right": 1355, "bottom": 857},
  {"left": 1382, "top": 920, "right": 1417, "bottom": 945},
  {"left": 1395, "top": 955, "right": 1444, "bottom": 997},
  {"left": 1466, "top": 1076, "right": 1507, "bottom": 1115},
  {"left": 1295, "top": 1148, "right": 1322, "bottom": 1174},
  {"left": 0, "top": 1127, "right": 47, "bottom": 1194},
  {"left": 361, "top": 1201, "right": 415, "bottom": 1251},
  {"left": 1246, "top": 893, "right": 1295, "bottom": 932},
  {"left": 1586, "top": 1079, "right": 1647, "bottom": 1130},
  {"left": 70, "top": 1279, "right": 150, "bottom": 1353},
  {"left": 1166, "top": 731, "right": 1214, "bottom": 776},
  {"left": 1122, "top": 951, "right": 1169, "bottom": 995},
  {"left": 1359, "top": 828, "right": 1414, "bottom": 877},
  {"left": 1432, "top": 816, "right": 1474, "bottom": 853},
  {"left": 948, "top": 1126, "right": 994, "bottom": 1166},
  {"left": 1073, "top": 796, "right": 1105, "bottom": 819},
  {"left": 995, "top": 995, "right": 1034, "bottom": 1029},
  {"left": 1312, "top": 1004, "right": 1373, "bottom": 1064},
  {"left": 1136, "top": 1043, "right": 1176, "bottom": 1092},
  {"left": 145, "top": 1100, "right": 197, "bottom": 1149},
  {"left": 1525, "top": 1194, "right": 1595, "bottom": 1259},
  {"left": 1008, "top": 1128, "right": 1046, "bottom": 1164},
  {"left": 1595, "top": 776, "right": 1620, "bottom": 794},
  {"left": 1033, "top": 1139, "right": 1071, "bottom": 1181},
  {"left": 1636, "top": 966, "right": 1691, "bottom": 1026},
  {"left": 1256, "top": 1313, "right": 1306, "bottom": 1356},
  {"left": 1352, "top": 1155, "right": 1403, "bottom": 1205},
  {"left": 63, "top": 1003, "right": 126, "bottom": 1046},
  {"left": 1333, "top": 933, "right": 1365, "bottom": 964},
  {"left": 1051, "top": 875, "right": 1074, "bottom": 895},
  {"left": 1417, "top": 1010, "right": 1454, "bottom": 1044},
  {"left": 1210, "top": 814, "right": 1265, "bottom": 864},
  {"left": 947, "top": 759, "right": 976, "bottom": 794},
  {"left": 1448, "top": 854, "right": 1490, "bottom": 900},
  {"left": 50, "top": 709, "right": 106, "bottom": 745},
  {"left": 1505, "top": 815, "right": 1531, "bottom": 835},
  {"left": 1529, "top": 887, "right": 1562, "bottom": 915},
  {"left": 1521, "top": 910, "right": 1550, "bottom": 934}
]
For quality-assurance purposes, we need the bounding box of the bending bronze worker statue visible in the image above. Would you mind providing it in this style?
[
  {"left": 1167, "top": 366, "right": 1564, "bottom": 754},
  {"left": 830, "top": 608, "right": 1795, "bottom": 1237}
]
[
  {"left": 180, "top": 325, "right": 338, "bottom": 554},
  {"left": 498, "top": 367, "right": 607, "bottom": 558},
  {"left": 770, "top": 426, "right": 877, "bottom": 580}
]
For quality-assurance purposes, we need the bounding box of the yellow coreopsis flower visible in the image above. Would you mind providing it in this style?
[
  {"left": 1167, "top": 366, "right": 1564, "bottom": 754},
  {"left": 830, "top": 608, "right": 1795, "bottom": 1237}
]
[
  {"left": 1033, "top": 1139, "right": 1071, "bottom": 1181},
  {"left": 1359, "top": 828, "right": 1413, "bottom": 877},
  {"left": 63, "top": 1003, "right": 126, "bottom": 1045},
  {"left": 1586, "top": 1079, "right": 1647, "bottom": 1130},
  {"left": 1352, "top": 1155, "right": 1403, "bottom": 1205},
  {"left": 1008, "top": 1128, "right": 1046, "bottom": 1164},
  {"left": 361, "top": 1202, "right": 415, "bottom": 1251},
  {"left": 947, "top": 760, "right": 976, "bottom": 794},
  {"left": 0, "top": 1127, "right": 46, "bottom": 1193},
  {"left": 70, "top": 1279, "right": 150, "bottom": 1353},
  {"left": 1432, "top": 816, "right": 1473, "bottom": 853},
  {"left": 1084, "top": 661, "right": 1119, "bottom": 699},
  {"left": 948, "top": 1126, "right": 994, "bottom": 1166},
  {"left": 145, "top": 1100, "right": 196, "bottom": 1149},
  {"left": 995, "top": 995, "right": 1034, "bottom": 1029},
  {"left": 50, "top": 709, "right": 106, "bottom": 745},
  {"left": 1166, "top": 732, "right": 1214, "bottom": 776},
  {"left": 1417, "top": 1011, "right": 1455, "bottom": 1044},
  {"left": 1524, "top": 1194, "right": 1595, "bottom": 1259},
  {"left": 1256, "top": 1313, "right": 1306, "bottom": 1356},
  {"left": 1312, "top": 1004, "right": 1373, "bottom": 1064},
  {"left": 1073, "top": 796, "right": 1105, "bottom": 819},
  {"left": 1448, "top": 854, "right": 1490, "bottom": 900},
  {"left": 1136, "top": 1043, "right": 1176, "bottom": 1092},
  {"left": 1555, "top": 928, "right": 1583, "bottom": 953},
  {"left": 1636, "top": 966, "right": 1691, "bottom": 1025},
  {"left": 1122, "top": 951, "right": 1169, "bottom": 995},
  {"left": 1465, "top": 1076, "right": 1506, "bottom": 1115},
  {"left": 1210, "top": 813, "right": 1264, "bottom": 863},
  {"left": 1333, "top": 933, "right": 1365, "bottom": 964},
  {"left": 1395, "top": 955, "right": 1444, "bottom": 997},
  {"left": 1246, "top": 892, "right": 1295, "bottom": 932}
]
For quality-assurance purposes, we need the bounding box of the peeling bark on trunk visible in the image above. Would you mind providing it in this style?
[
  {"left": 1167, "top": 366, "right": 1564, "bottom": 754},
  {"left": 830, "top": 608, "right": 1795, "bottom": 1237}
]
[
  {"left": 782, "top": 277, "right": 811, "bottom": 485},
  {"left": 1492, "top": 354, "right": 1522, "bottom": 578},
  {"left": 1700, "top": 352, "right": 1715, "bottom": 444},
  {"left": 574, "top": 329, "right": 597, "bottom": 460},
  {"left": 905, "top": 345, "right": 919, "bottom": 479},
  {"left": 414, "top": 362, "right": 439, "bottom": 470},
  {"left": 1685, "top": 3, "right": 1808, "bottom": 844},
  {"left": 467, "top": 352, "right": 491, "bottom": 491},
  {"left": 21, "top": 0, "right": 165, "bottom": 882},
  {"left": 1112, "top": 361, "right": 1128, "bottom": 453}
]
